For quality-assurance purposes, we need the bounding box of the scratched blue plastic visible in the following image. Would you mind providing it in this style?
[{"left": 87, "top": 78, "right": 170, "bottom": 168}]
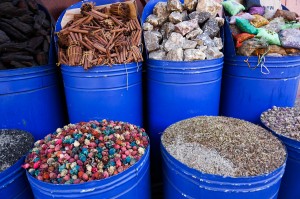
[
  {"left": 161, "top": 142, "right": 286, "bottom": 199},
  {"left": 0, "top": 5, "right": 66, "bottom": 140},
  {"left": 261, "top": 119, "right": 300, "bottom": 199},
  {"left": 220, "top": 13, "right": 300, "bottom": 124},
  {"left": 27, "top": 146, "right": 150, "bottom": 199},
  {"left": 55, "top": 0, "right": 143, "bottom": 127}
]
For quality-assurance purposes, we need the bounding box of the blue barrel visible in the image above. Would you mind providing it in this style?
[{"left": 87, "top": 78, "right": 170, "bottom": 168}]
[
  {"left": 27, "top": 146, "right": 150, "bottom": 199},
  {"left": 55, "top": 0, "right": 143, "bottom": 127},
  {"left": 0, "top": 156, "right": 33, "bottom": 199},
  {"left": 161, "top": 143, "right": 286, "bottom": 199},
  {"left": 0, "top": 66, "right": 66, "bottom": 141},
  {"left": 261, "top": 121, "right": 300, "bottom": 199},
  {"left": 220, "top": 17, "right": 300, "bottom": 124}
]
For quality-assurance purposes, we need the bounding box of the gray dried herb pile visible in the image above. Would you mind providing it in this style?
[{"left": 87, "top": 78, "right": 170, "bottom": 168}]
[
  {"left": 162, "top": 116, "right": 286, "bottom": 177},
  {"left": 261, "top": 106, "right": 300, "bottom": 141}
]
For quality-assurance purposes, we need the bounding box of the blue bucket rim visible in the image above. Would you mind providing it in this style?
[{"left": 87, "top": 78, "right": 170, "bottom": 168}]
[
  {"left": 60, "top": 62, "right": 143, "bottom": 73},
  {"left": 260, "top": 111, "right": 300, "bottom": 150},
  {"left": 160, "top": 130, "right": 287, "bottom": 181},
  {"left": 54, "top": 0, "right": 142, "bottom": 69},
  {"left": 0, "top": 65, "right": 56, "bottom": 76},
  {"left": 26, "top": 145, "right": 150, "bottom": 187}
]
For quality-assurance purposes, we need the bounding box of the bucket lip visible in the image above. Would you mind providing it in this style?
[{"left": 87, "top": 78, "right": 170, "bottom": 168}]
[
  {"left": 260, "top": 114, "right": 300, "bottom": 150},
  {"left": 0, "top": 129, "right": 34, "bottom": 179},
  {"left": 60, "top": 62, "right": 142, "bottom": 73},
  {"left": 0, "top": 64, "right": 55, "bottom": 77},
  {"left": 0, "top": 155, "right": 26, "bottom": 180},
  {"left": 160, "top": 138, "right": 287, "bottom": 181},
  {"left": 146, "top": 56, "right": 224, "bottom": 65},
  {"left": 26, "top": 145, "right": 150, "bottom": 187}
]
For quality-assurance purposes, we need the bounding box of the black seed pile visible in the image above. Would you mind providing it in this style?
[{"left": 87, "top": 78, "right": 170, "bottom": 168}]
[
  {"left": 261, "top": 106, "right": 300, "bottom": 141},
  {"left": 162, "top": 116, "right": 286, "bottom": 177},
  {"left": 0, "top": 129, "right": 34, "bottom": 172}
]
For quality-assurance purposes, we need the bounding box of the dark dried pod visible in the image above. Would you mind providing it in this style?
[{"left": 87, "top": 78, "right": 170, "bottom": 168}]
[
  {"left": 1, "top": 18, "right": 34, "bottom": 35},
  {"left": 27, "top": 0, "right": 38, "bottom": 13},
  {"left": 34, "top": 10, "right": 46, "bottom": 30},
  {"left": 10, "top": 61, "right": 27, "bottom": 68},
  {"left": 43, "top": 39, "right": 49, "bottom": 53},
  {"left": 18, "top": 14, "right": 34, "bottom": 24},
  {"left": 17, "top": 0, "right": 28, "bottom": 9},
  {"left": 0, "top": 42, "right": 27, "bottom": 53},
  {"left": 1, "top": 54, "right": 34, "bottom": 62},
  {"left": 0, "top": 30, "right": 10, "bottom": 44},
  {"left": 27, "top": 36, "right": 44, "bottom": 50},
  {"left": 0, "top": 21, "right": 28, "bottom": 41},
  {"left": 36, "top": 52, "right": 48, "bottom": 65}
]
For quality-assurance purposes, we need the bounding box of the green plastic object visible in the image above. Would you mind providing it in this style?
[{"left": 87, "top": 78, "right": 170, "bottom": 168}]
[
  {"left": 222, "top": 0, "right": 245, "bottom": 16},
  {"left": 281, "top": 22, "right": 300, "bottom": 30},
  {"left": 256, "top": 28, "right": 281, "bottom": 46},
  {"left": 236, "top": 18, "right": 258, "bottom": 34}
]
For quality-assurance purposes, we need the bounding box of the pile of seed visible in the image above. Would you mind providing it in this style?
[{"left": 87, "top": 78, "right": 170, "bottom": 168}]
[
  {"left": 162, "top": 116, "right": 286, "bottom": 177},
  {"left": 23, "top": 120, "right": 149, "bottom": 184},
  {"left": 261, "top": 106, "right": 300, "bottom": 141},
  {"left": 0, "top": 129, "right": 34, "bottom": 172}
]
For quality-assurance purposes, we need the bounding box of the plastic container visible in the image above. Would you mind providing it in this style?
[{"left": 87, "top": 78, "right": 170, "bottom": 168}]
[
  {"left": 0, "top": 129, "right": 34, "bottom": 199},
  {"left": 220, "top": 15, "right": 300, "bottom": 124},
  {"left": 0, "top": 156, "right": 33, "bottom": 199},
  {"left": 0, "top": 6, "right": 66, "bottom": 140},
  {"left": 261, "top": 120, "right": 300, "bottom": 199},
  {"left": 142, "top": 0, "right": 223, "bottom": 183},
  {"left": 55, "top": 0, "right": 143, "bottom": 127},
  {"left": 161, "top": 142, "right": 286, "bottom": 199},
  {"left": 27, "top": 146, "right": 150, "bottom": 199}
]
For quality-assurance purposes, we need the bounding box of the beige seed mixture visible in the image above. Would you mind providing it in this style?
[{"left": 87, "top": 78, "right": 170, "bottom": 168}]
[
  {"left": 162, "top": 116, "right": 286, "bottom": 177},
  {"left": 261, "top": 106, "right": 300, "bottom": 141}
]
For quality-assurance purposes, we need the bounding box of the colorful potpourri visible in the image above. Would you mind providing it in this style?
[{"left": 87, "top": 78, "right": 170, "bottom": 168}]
[{"left": 23, "top": 120, "right": 149, "bottom": 184}]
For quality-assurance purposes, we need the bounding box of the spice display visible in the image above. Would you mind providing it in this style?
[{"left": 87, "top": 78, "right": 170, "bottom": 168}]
[
  {"left": 0, "top": 129, "right": 34, "bottom": 172},
  {"left": 23, "top": 120, "right": 149, "bottom": 184},
  {"left": 261, "top": 106, "right": 300, "bottom": 141},
  {"left": 0, "top": 0, "right": 51, "bottom": 70},
  {"left": 57, "top": 1, "right": 143, "bottom": 69},
  {"left": 143, "top": 0, "right": 224, "bottom": 61},
  {"left": 223, "top": 0, "right": 300, "bottom": 57},
  {"left": 162, "top": 116, "right": 286, "bottom": 177}
]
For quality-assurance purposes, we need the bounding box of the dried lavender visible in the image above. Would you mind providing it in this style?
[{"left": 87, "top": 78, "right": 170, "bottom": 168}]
[
  {"left": 162, "top": 116, "right": 286, "bottom": 177},
  {"left": 261, "top": 106, "right": 300, "bottom": 141}
]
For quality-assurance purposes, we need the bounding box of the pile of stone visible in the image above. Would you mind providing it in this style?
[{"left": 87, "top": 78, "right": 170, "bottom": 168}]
[{"left": 143, "top": 0, "right": 224, "bottom": 61}]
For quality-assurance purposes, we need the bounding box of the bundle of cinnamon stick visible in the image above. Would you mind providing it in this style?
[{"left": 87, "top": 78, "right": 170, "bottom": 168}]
[{"left": 57, "top": 2, "right": 143, "bottom": 69}]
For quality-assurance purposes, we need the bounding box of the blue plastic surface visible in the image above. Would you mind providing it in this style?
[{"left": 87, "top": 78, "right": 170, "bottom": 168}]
[
  {"left": 0, "top": 156, "right": 33, "bottom": 199},
  {"left": 0, "top": 5, "right": 66, "bottom": 140},
  {"left": 261, "top": 119, "right": 300, "bottom": 199},
  {"left": 220, "top": 18, "right": 300, "bottom": 124},
  {"left": 27, "top": 146, "right": 150, "bottom": 199},
  {"left": 55, "top": 0, "right": 143, "bottom": 127},
  {"left": 161, "top": 142, "right": 286, "bottom": 199}
]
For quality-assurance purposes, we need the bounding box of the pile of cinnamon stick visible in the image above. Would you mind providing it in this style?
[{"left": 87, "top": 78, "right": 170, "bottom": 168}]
[{"left": 57, "top": 2, "right": 143, "bottom": 69}]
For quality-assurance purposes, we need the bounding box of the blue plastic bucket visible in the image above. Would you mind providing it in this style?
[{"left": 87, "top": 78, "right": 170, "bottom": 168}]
[
  {"left": 161, "top": 142, "right": 286, "bottom": 199},
  {"left": 55, "top": 0, "right": 143, "bottom": 127},
  {"left": 220, "top": 17, "right": 300, "bottom": 124},
  {"left": 0, "top": 129, "right": 34, "bottom": 199},
  {"left": 0, "top": 64, "right": 65, "bottom": 142},
  {"left": 261, "top": 120, "right": 300, "bottom": 199},
  {"left": 27, "top": 146, "right": 150, "bottom": 199},
  {"left": 141, "top": 0, "right": 224, "bottom": 185},
  {"left": 0, "top": 156, "right": 33, "bottom": 199}
]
